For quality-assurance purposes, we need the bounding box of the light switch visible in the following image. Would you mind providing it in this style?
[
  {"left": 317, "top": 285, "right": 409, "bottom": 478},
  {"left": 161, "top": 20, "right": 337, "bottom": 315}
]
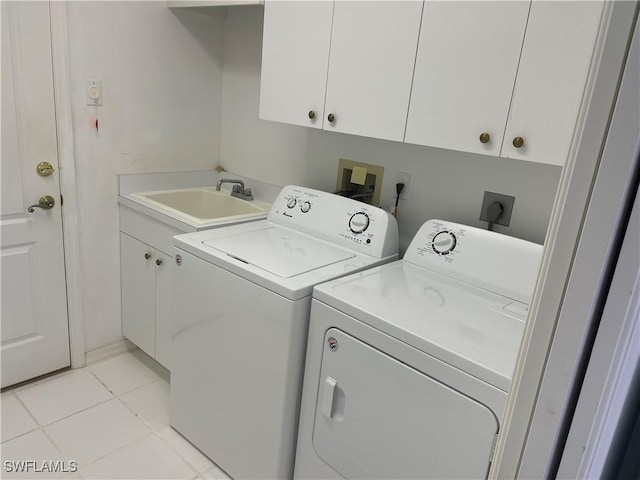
[{"left": 86, "top": 80, "right": 102, "bottom": 106}]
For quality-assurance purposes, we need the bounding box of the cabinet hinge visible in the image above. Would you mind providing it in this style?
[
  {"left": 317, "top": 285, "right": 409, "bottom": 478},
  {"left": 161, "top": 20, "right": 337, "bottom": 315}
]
[{"left": 60, "top": 194, "right": 64, "bottom": 206}]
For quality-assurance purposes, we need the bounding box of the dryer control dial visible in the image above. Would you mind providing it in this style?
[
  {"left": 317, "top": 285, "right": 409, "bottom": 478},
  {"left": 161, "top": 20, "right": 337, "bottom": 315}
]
[
  {"left": 286, "top": 197, "right": 297, "bottom": 209},
  {"left": 300, "top": 201, "right": 311, "bottom": 213},
  {"left": 349, "top": 212, "right": 370, "bottom": 234},
  {"left": 432, "top": 231, "right": 457, "bottom": 255}
]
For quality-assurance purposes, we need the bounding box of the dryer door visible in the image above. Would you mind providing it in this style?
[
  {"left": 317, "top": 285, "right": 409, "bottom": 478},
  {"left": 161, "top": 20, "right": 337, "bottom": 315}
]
[{"left": 313, "top": 328, "right": 499, "bottom": 479}]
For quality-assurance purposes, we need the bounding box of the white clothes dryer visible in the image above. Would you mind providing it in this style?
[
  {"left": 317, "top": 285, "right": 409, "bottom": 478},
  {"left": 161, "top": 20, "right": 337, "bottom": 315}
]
[
  {"left": 170, "top": 186, "right": 398, "bottom": 480},
  {"left": 294, "top": 219, "right": 542, "bottom": 479}
]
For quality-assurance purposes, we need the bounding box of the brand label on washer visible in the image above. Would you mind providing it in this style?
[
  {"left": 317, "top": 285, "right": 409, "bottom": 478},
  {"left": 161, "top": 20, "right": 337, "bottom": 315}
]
[{"left": 327, "top": 337, "right": 338, "bottom": 351}]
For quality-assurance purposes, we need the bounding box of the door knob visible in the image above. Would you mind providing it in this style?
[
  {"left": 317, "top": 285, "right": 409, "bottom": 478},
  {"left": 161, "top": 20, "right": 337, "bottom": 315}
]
[
  {"left": 479, "top": 132, "right": 490, "bottom": 144},
  {"left": 36, "top": 162, "right": 55, "bottom": 177},
  {"left": 308, "top": 110, "right": 316, "bottom": 120},
  {"left": 155, "top": 258, "right": 163, "bottom": 266},
  {"left": 327, "top": 113, "right": 335, "bottom": 123},
  {"left": 144, "top": 253, "right": 152, "bottom": 260},
  {"left": 28, "top": 195, "right": 56, "bottom": 212},
  {"left": 512, "top": 136, "right": 525, "bottom": 148}
]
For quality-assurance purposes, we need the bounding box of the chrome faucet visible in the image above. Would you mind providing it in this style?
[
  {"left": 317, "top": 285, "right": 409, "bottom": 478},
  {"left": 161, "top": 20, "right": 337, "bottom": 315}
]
[{"left": 216, "top": 178, "right": 254, "bottom": 201}]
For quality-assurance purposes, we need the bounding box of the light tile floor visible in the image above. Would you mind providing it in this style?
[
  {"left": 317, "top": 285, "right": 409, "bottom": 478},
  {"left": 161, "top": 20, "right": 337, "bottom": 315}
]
[{"left": 1, "top": 351, "right": 230, "bottom": 479}]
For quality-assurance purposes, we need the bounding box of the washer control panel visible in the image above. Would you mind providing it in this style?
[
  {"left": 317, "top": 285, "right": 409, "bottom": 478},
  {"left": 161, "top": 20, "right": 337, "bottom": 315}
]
[{"left": 268, "top": 186, "right": 398, "bottom": 259}]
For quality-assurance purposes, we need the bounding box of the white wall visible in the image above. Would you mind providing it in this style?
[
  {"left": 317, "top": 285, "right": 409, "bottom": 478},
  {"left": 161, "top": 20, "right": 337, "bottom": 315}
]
[
  {"left": 66, "top": 2, "right": 224, "bottom": 352},
  {"left": 220, "top": 6, "right": 562, "bottom": 252}
]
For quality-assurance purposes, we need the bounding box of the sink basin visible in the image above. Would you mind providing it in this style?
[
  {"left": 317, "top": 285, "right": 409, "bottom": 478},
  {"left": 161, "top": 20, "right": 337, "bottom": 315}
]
[{"left": 129, "top": 188, "right": 270, "bottom": 226}]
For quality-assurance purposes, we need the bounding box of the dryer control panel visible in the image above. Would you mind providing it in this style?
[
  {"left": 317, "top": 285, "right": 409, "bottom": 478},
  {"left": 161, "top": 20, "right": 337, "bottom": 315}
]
[
  {"left": 268, "top": 186, "right": 399, "bottom": 259},
  {"left": 404, "top": 219, "right": 543, "bottom": 304}
]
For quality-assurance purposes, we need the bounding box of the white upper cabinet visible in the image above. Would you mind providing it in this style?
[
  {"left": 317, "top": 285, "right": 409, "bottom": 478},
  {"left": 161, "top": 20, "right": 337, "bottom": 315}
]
[
  {"left": 501, "top": 1, "right": 605, "bottom": 165},
  {"left": 259, "top": 0, "right": 423, "bottom": 141},
  {"left": 259, "top": 1, "right": 334, "bottom": 129},
  {"left": 259, "top": 0, "right": 604, "bottom": 166},
  {"left": 323, "top": 0, "right": 424, "bottom": 141},
  {"left": 405, "top": 1, "right": 531, "bottom": 156}
]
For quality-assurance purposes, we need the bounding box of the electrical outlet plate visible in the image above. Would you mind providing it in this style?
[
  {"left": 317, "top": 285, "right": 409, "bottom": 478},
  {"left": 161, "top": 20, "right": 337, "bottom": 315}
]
[
  {"left": 396, "top": 172, "right": 411, "bottom": 200},
  {"left": 479, "top": 191, "right": 515, "bottom": 227}
]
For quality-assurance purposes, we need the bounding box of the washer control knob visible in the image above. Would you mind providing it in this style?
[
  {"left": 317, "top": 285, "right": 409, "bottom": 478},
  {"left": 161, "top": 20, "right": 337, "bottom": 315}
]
[
  {"left": 349, "top": 212, "right": 370, "bottom": 234},
  {"left": 286, "top": 197, "right": 297, "bottom": 209},
  {"left": 300, "top": 201, "right": 311, "bottom": 213},
  {"left": 432, "top": 231, "right": 457, "bottom": 255}
]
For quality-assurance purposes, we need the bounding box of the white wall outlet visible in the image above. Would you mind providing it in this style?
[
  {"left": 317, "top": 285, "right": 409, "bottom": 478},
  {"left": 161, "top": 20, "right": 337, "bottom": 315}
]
[
  {"left": 86, "top": 80, "right": 102, "bottom": 106},
  {"left": 396, "top": 172, "right": 411, "bottom": 200}
]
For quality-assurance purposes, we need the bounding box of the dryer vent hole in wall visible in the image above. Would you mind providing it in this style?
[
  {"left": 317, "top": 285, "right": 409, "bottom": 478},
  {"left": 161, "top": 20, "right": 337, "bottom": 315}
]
[{"left": 480, "top": 191, "right": 515, "bottom": 230}]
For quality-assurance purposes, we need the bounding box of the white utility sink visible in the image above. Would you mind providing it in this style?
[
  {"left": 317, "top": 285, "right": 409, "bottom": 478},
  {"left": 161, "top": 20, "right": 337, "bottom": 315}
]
[{"left": 129, "top": 188, "right": 270, "bottom": 226}]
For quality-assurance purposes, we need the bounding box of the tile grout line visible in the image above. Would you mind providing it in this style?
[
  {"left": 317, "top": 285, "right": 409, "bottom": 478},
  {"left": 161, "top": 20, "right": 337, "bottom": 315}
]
[
  {"left": 29, "top": 396, "right": 116, "bottom": 432},
  {"left": 13, "top": 369, "right": 115, "bottom": 429},
  {"left": 86, "top": 354, "right": 162, "bottom": 398},
  {"left": 3, "top": 352, "right": 204, "bottom": 479},
  {"left": 0, "top": 392, "right": 40, "bottom": 445},
  {"left": 150, "top": 428, "right": 203, "bottom": 477},
  {"left": 112, "top": 379, "right": 204, "bottom": 478},
  {"left": 76, "top": 431, "right": 156, "bottom": 476},
  {"left": 2, "top": 392, "right": 80, "bottom": 478}
]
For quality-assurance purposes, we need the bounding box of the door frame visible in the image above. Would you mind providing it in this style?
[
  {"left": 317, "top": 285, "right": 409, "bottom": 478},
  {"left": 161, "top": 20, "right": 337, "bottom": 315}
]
[
  {"left": 50, "top": 2, "right": 85, "bottom": 368},
  {"left": 490, "top": 2, "right": 639, "bottom": 478}
]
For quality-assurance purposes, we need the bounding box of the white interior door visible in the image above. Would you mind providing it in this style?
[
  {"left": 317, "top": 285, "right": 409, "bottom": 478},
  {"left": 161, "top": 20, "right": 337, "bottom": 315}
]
[{"left": 1, "top": 1, "right": 70, "bottom": 388}]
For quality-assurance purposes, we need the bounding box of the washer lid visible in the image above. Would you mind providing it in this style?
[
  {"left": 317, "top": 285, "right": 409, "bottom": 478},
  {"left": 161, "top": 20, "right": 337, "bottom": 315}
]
[{"left": 203, "top": 227, "right": 355, "bottom": 278}]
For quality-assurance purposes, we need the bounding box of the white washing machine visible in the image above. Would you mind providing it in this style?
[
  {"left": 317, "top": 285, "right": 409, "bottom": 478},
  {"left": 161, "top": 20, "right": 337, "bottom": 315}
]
[
  {"left": 170, "top": 185, "right": 398, "bottom": 480},
  {"left": 294, "top": 219, "right": 543, "bottom": 479}
]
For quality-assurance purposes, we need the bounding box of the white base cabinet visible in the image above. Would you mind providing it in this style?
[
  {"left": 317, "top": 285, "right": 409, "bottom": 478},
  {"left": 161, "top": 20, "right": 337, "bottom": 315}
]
[{"left": 119, "top": 206, "right": 184, "bottom": 369}]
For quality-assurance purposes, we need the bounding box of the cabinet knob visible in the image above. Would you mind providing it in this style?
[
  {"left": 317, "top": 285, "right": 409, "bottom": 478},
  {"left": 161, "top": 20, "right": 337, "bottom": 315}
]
[
  {"left": 308, "top": 110, "right": 316, "bottom": 120},
  {"left": 513, "top": 136, "right": 525, "bottom": 148},
  {"left": 327, "top": 113, "right": 335, "bottom": 123},
  {"left": 155, "top": 258, "right": 163, "bottom": 266},
  {"left": 479, "top": 132, "right": 490, "bottom": 144},
  {"left": 144, "top": 253, "right": 151, "bottom": 260}
]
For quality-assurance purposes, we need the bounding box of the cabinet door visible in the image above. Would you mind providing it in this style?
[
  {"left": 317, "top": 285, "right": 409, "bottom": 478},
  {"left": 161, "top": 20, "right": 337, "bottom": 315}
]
[
  {"left": 405, "top": 1, "right": 530, "bottom": 156},
  {"left": 501, "top": 1, "right": 605, "bottom": 165},
  {"left": 323, "top": 0, "right": 424, "bottom": 141},
  {"left": 121, "top": 233, "right": 156, "bottom": 357},
  {"left": 259, "top": 0, "right": 334, "bottom": 128},
  {"left": 154, "top": 250, "right": 173, "bottom": 369}
]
